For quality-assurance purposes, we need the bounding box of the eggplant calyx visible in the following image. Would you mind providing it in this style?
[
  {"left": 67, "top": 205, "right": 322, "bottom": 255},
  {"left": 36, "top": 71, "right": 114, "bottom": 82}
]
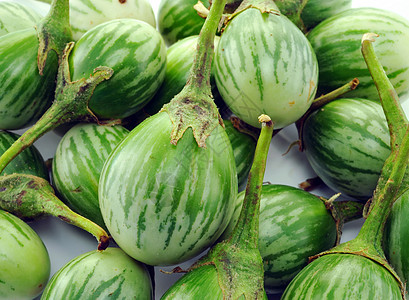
[{"left": 36, "top": 0, "right": 73, "bottom": 74}]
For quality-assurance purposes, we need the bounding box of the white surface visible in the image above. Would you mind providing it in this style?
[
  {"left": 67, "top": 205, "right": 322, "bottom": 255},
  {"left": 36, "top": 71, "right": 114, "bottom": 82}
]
[{"left": 5, "top": 0, "right": 408, "bottom": 299}]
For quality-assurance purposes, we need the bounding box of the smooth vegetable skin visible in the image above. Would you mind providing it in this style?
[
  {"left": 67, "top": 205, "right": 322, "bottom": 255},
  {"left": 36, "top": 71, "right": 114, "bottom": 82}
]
[
  {"left": 0, "top": 131, "right": 49, "bottom": 180},
  {"left": 69, "top": 0, "right": 156, "bottom": 40},
  {"left": 308, "top": 7, "right": 409, "bottom": 101},
  {"left": 69, "top": 19, "right": 167, "bottom": 120},
  {"left": 52, "top": 123, "right": 129, "bottom": 228},
  {"left": 281, "top": 254, "right": 402, "bottom": 299},
  {"left": 0, "top": 28, "right": 57, "bottom": 130},
  {"left": 384, "top": 189, "right": 409, "bottom": 292},
  {"left": 99, "top": 112, "right": 237, "bottom": 266},
  {"left": 215, "top": 8, "right": 318, "bottom": 128},
  {"left": 41, "top": 247, "right": 152, "bottom": 300},
  {"left": 303, "top": 98, "right": 390, "bottom": 200},
  {"left": 223, "top": 120, "right": 256, "bottom": 189},
  {"left": 223, "top": 184, "right": 337, "bottom": 289},
  {"left": 0, "top": 1, "right": 42, "bottom": 37},
  {"left": 158, "top": 0, "right": 210, "bottom": 45},
  {"left": 0, "top": 210, "right": 50, "bottom": 299},
  {"left": 301, "top": 0, "right": 351, "bottom": 29}
]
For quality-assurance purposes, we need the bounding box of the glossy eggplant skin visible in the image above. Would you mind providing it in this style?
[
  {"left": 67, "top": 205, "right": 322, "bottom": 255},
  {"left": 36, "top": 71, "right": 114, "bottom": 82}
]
[
  {"left": 384, "top": 189, "right": 409, "bottom": 294},
  {"left": 99, "top": 112, "right": 237, "bottom": 266},
  {"left": 223, "top": 184, "right": 337, "bottom": 289},
  {"left": 281, "top": 253, "right": 402, "bottom": 299},
  {"left": 302, "top": 98, "right": 390, "bottom": 200},
  {"left": 0, "top": 28, "right": 57, "bottom": 130}
]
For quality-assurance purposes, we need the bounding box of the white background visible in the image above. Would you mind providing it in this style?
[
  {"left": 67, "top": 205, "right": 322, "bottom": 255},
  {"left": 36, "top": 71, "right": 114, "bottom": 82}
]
[{"left": 4, "top": 0, "right": 408, "bottom": 299}]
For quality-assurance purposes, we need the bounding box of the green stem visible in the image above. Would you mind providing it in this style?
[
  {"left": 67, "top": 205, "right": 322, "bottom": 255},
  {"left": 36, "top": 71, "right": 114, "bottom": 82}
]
[
  {"left": 0, "top": 174, "right": 109, "bottom": 250},
  {"left": 314, "top": 33, "right": 409, "bottom": 295},
  {"left": 193, "top": 114, "right": 274, "bottom": 298},
  {"left": 36, "top": 0, "right": 72, "bottom": 73},
  {"left": 0, "top": 43, "right": 113, "bottom": 174},
  {"left": 361, "top": 33, "right": 408, "bottom": 148},
  {"left": 228, "top": 114, "right": 274, "bottom": 247},
  {"left": 161, "top": 0, "right": 227, "bottom": 147},
  {"left": 357, "top": 33, "right": 409, "bottom": 252},
  {"left": 186, "top": 0, "right": 226, "bottom": 93},
  {"left": 296, "top": 78, "right": 360, "bottom": 151}
]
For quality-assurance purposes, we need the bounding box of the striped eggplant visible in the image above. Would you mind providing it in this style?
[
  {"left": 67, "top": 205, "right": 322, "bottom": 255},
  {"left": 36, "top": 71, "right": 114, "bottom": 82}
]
[
  {"left": 161, "top": 114, "right": 274, "bottom": 300},
  {"left": 98, "top": 0, "right": 237, "bottom": 266},
  {"left": 6, "top": 0, "right": 50, "bottom": 16},
  {"left": 0, "top": 209, "right": 50, "bottom": 299},
  {"left": 0, "top": 27, "right": 58, "bottom": 129},
  {"left": 281, "top": 253, "right": 402, "bottom": 299},
  {"left": 307, "top": 7, "right": 409, "bottom": 101},
  {"left": 300, "top": 0, "right": 351, "bottom": 29},
  {"left": 99, "top": 112, "right": 237, "bottom": 265},
  {"left": 384, "top": 189, "right": 409, "bottom": 294},
  {"left": 302, "top": 98, "right": 390, "bottom": 200},
  {"left": 274, "top": 0, "right": 351, "bottom": 31},
  {"left": 145, "top": 35, "right": 223, "bottom": 116},
  {"left": 0, "top": 130, "right": 48, "bottom": 180},
  {"left": 223, "top": 184, "right": 339, "bottom": 289},
  {"left": 0, "top": 1, "right": 42, "bottom": 36},
  {"left": 69, "top": 0, "right": 156, "bottom": 41},
  {"left": 158, "top": 0, "right": 210, "bottom": 45},
  {"left": 52, "top": 123, "right": 129, "bottom": 228},
  {"left": 68, "top": 19, "right": 167, "bottom": 120},
  {"left": 223, "top": 119, "right": 256, "bottom": 189},
  {"left": 214, "top": 6, "right": 319, "bottom": 129},
  {"left": 41, "top": 247, "right": 152, "bottom": 299}
]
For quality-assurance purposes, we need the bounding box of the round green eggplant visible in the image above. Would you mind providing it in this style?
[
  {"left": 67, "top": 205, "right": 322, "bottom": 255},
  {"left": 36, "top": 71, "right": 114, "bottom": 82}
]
[
  {"left": 215, "top": 8, "right": 318, "bottom": 129},
  {"left": 0, "top": 209, "right": 50, "bottom": 299},
  {"left": 0, "top": 1, "right": 42, "bottom": 37},
  {"left": 41, "top": 247, "right": 152, "bottom": 299},
  {"left": 384, "top": 189, "right": 409, "bottom": 294},
  {"left": 69, "top": 0, "right": 156, "bottom": 40},
  {"left": 281, "top": 253, "right": 402, "bottom": 299},
  {"left": 0, "top": 28, "right": 58, "bottom": 130},
  {"left": 301, "top": 0, "right": 351, "bottom": 29},
  {"left": 302, "top": 98, "right": 390, "bottom": 200},
  {"left": 158, "top": 0, "right": 210, "bottom": 45},
  {"left": 68, "top": 18, "right": 167, "bottom": 120},
  {"left": 52, "top": 123, "right": 129, "bottom": 228},
  {"left": 99, "top": 111, "right": 237, "bottom": 266},
  {"left": 0, "top": 130, "right": 48, "bottom": 179},
  {"left": 307, "top": 7, "right": 409, "bottom": 101},
  {"left": 223, "top": 184, "right": 337, "bottom": 289}
]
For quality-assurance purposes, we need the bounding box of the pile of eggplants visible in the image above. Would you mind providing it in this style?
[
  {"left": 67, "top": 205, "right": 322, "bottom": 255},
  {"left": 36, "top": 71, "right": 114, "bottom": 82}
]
[{"left": 2, "top": 0, "right": 409, "bottom": 298}]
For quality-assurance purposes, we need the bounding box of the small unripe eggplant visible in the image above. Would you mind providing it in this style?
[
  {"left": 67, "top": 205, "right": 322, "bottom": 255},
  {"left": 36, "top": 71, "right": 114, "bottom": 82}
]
[
  {"left": 52, "top": 123, "right": 129, "bottom": 228},
  {"left": 223, "top": 184, "right": 363, "bottom": 289},
  {"left": 41, "top": 247, "right": 153, "bottom": 299},
  {"left": 0, "top": 209, "right": 50, "bottom": 299}
]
